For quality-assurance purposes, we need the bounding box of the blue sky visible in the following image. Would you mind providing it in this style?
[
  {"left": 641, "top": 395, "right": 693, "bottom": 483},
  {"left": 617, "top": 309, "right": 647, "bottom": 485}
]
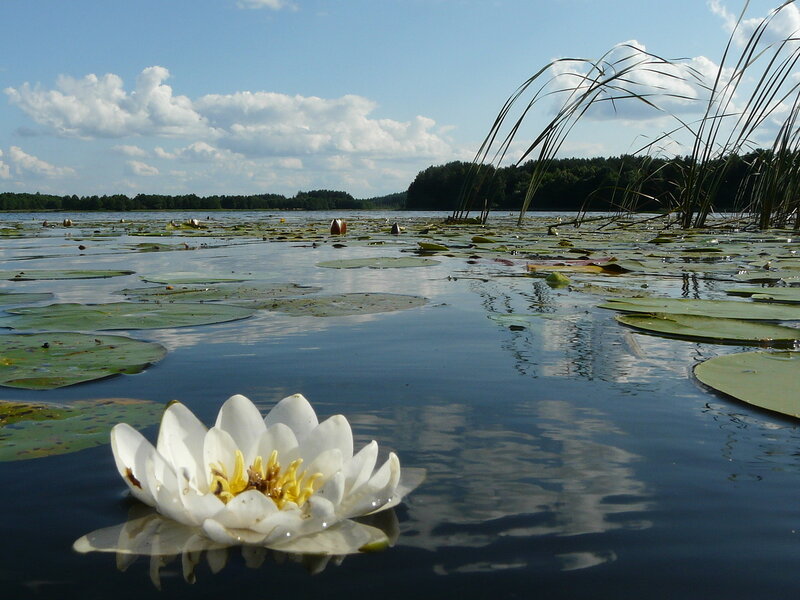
[{"left": 0, "top": 0, "right": 795, "bottom": 198}]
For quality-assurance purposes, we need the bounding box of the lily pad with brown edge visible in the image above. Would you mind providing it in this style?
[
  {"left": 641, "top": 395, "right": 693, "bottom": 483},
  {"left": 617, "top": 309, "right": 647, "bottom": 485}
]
[
  {"left": 317, "top": 257, "right": 440, "bottom": 269},
  {"left": 0, "top": 269, "right": 135, "bottom": 281},
  {"left": 262, "top": 293, "right": 427, "bottom": 317},
  {"left": 139, "top": 271, "right": 252, "bottom": 284},
  {"left": 694, "top": 351, "right": 800, "bottom": 418},
  {"left": 0, "top": 397, "right": 164, "bottom": 461},
  {"left": 615, "top": 313, "right": 800, "bottom": 346},
  {"left": 0, "top": 302, "right": 255, "bottom": 331},
  {"left": 0, "top": 332, "right": 167, "bottom": 389},
  {"left": 0, "top": 292, "right": 54, "bottom": 306},
  {"left": 598, "top": 297, "right": 800, "bottom": 321},
  {"left": 725, "top": 287, "right": 800, "bottom": 304},
  {"left": 119, "top": 282, "right": 322, "bottom": 303}
]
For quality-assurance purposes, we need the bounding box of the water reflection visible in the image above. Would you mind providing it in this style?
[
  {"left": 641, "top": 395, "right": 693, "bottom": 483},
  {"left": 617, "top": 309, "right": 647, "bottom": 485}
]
[
  {"left": 76, "top": 505, "right": 400, "bottom": 588},
  {"left": 355, "top": 396, "right": 651, "bottom": 573}
]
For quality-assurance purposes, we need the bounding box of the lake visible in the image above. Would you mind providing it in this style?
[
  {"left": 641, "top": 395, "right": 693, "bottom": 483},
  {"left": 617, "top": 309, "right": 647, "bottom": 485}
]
[{"left": 0, "top": 210, "right": 798, "bottom": 599}]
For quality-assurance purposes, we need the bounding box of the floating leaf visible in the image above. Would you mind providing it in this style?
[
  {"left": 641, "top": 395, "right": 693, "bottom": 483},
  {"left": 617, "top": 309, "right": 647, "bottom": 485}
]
[
  {"left": 0, "top": 332, "right": 167, "bottom": 389},
  {"left": 726, "top": 287, "right": 800, "bottom": 304},
  {"left": 263, "top": 293, "right": 427, "bottom": 316},
  {"left": 0, "top": 292, "right": 54, "bottom": 306},
  {"left": 0, "top": 269, "right": 134, "bottom": 281},
  {"left": 140, "top": 271, "right": 250, "bottom": 284},
  {"left": 0, "top": 397, "right": 164, "bottom": 460},
  {"left": 616, "top": 313, "right": 800, "bottom": 346},
  {"left": 694, "top": 352, "right": 800, "bottom": 418},
  {"left": 599, "top": 297, "right": 800, "bottom": 320},
  {"left": 121, "top": 283, "right": 321, "bottom": 302},
  {"left": 418, "top": 242, "right": 449, "bottom": 251},
  {"left": 317, "top": 257, "right": 439, "bottom": 269},
  {"left": 0, "top": 302, "right": 255, "bottom": 331}
]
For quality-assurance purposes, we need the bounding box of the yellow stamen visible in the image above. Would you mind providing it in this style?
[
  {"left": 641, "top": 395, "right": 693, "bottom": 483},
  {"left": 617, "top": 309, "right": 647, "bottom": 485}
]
[{"left": 210, "top": 449, "right": 322, "bottom": 509}]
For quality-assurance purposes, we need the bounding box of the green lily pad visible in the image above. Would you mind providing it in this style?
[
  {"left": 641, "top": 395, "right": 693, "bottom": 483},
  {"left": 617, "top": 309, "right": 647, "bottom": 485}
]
[
  {"left": 0, "top": 302, "right": 255, "bottom": 331},
  {"left": 418, "top": 242, "right": 449, "bottom": 251},
  {"left": 726, "top": 287, "right": 800, "bottom": 304},
  {"left": 616, "top": 313, "right": 800, "bottom": 346},
  {"left": 264, "top": 293, "right": 427, "bottom": 316},
  {"left": 694, "top": 351, "right": 800, "bottom": 418},
  {"left": 317, "top": 257, "right": 440, "bottom": 269},
  {"left": 0, "top": 397, "right": 164, "bottom": 460},
  {"left": 0, "top": 269, "right": 134, "bottom": 281},
  {"left": 140, "top": 271, "right": 250, "bottom": 284},
  {"left": 120, "top": 283, "right": 321, "bottom": 302},
  {"left": 0, "top": 332, "right": 167, "bottom": 389},
  {"left": 599, "top": 297, "right": 800, "bottom": 320},
  {"left": 0, "top": 292, "right": 54, "bottom": 306}
]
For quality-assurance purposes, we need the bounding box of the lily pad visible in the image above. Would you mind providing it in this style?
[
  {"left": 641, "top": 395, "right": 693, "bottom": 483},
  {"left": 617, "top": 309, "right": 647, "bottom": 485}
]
[
  {"left": 694, "top": 351, "right": 800, "bottom": 418},
  {"left": 317, "top": 257, "right": 440, "bottom": 269},
  {"left": 616, "top": 313, "right": 800, "bottom": 346},
  {"left": 140, "top": 272, "right": 251, "bottom": 284},
  {"left": 0, "top": 302, "right": 255, "bottom": 331},
  {"left": 0, "top": 269, "right": 134, "bottom": 281},
  {"left": 120, "top": 283, "right": 322, "bottom": 302},
  {"left": 264, "top": 293, "right": 427, "bottom": 317},
  {"left": 726, "top": 287, "right": 800, "bottom": 304},
  {"left": 418, "top": 242, "right": 449, "bottom": 251},
  {"left": 0, "top": 292, "right": 54, "bottom": 306},
  {"left": 599, "top": 297, "right": 800, "bottom": 321},
  {"left": 0, "top": 332, "right": 167, "bottom": 389},
  {"left": 0, "top": 397, "right": 164, "bottom": 460}
]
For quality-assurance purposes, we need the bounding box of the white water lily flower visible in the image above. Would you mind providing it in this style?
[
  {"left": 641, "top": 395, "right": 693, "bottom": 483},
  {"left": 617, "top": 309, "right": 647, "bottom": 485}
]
[{"left": 87, "top": 393, "right": 424, "bottom": 555}]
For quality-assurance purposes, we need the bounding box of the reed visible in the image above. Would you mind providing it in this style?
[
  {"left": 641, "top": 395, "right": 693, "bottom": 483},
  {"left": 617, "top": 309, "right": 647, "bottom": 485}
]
[{"left": 457, "top": 1, "right": 800, "bottom": 230}]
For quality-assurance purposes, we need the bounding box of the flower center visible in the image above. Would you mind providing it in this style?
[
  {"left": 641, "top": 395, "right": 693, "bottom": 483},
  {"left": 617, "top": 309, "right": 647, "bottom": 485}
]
[{"left": 210, "top": 449, "right": 322, "bottom": 509}]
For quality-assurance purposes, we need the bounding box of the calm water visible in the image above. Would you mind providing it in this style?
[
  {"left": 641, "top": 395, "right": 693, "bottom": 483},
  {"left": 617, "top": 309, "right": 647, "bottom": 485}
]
[{"left": 1, "top": 211, "right": 798, "bottom": 599}]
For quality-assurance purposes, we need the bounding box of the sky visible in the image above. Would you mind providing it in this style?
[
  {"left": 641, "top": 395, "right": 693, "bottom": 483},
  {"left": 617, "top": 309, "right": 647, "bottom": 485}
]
[{"left": 0, "top": 0, "right": 797, "bottom": 199}]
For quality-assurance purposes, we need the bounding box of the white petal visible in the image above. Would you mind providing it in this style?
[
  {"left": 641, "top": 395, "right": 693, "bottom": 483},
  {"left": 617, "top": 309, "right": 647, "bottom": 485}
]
[
  {"left": 214, "top": 395, "right": 267, "bottom": 461},
  {"left": 307, "top": 495, "right": 337, "bottom": 525},
  {"left": 201, "top": 519, "right": 266, "bottom": 546},
  {"left": 212, "top": 490, "right": 278, "bottom": 530},
  {"left": 343, "top": 440, "right": 378, "bottom": 495},
  {"left": 203, "top": 427, "right": 238, "bottom": 485},
  {"left": 264, "top": 393, "right": 318, "bottom": 437},
  {"left": 317, "top": 471, "right": 345, "bottom": 506},
  {"left": 110, "top": 423, "right": 158, "bottom": 506},
  {"left": 269, "top": 519, "right": 389, "bottom": 555},
  {"left": 305, "top": 448, "right": 344, "bottom": 484},
  {"left": 148, "top": 456, "right": 194, "bottom": 525},
  {"left": 297, "top": 415, "right": 353, "bottom": 463},
  {"left": 156, "top": 402, "right": 208, "bottom": 490},
  {"left": 178, "top": 485, "right": 224, "bottom": 523},
  {"left": 248, "top": 509, "right": 306, "bottom": 542},
  {"left": 340, "top": 453, "right": 401, "bottom": 518},
  {"left": 255, "top": 423, "right": 299, "bottom": 461}
]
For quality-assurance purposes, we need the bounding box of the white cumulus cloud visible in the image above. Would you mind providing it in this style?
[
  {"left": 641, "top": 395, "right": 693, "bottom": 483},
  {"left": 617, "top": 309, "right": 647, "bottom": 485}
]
[
  {"left": 113, "top": 144, "right": 148, "bottom": 157},
  {"left": 709, "top": 0, "right": 800, "bottom": 47},
  {"left": 548, "top": 40, "right": 722, "bottom": 122},
  {"left": 127, "top": 160, "right": 159, "bottom": 176},
  {"left": 7, "top": 146, "right": 75, "bottom": 178},
  {"left": 0, "top": 149, "right": 10, "bottom": 180},
  {"left": 236, "top": 0, "right": 295, "bottom": 10},
  {"left": 5, "top": 66, "right": 208, "bottom": 138}
]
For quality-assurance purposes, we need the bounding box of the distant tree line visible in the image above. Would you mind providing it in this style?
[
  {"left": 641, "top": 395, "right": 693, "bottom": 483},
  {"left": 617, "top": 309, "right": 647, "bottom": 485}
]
[
  {"left": 406, "top": 153, "right": 762, "bottom": 213},
  {"left": 1, "top": 152, "right": 769, "bottom": 214},
  {"left": 0, "top": 189, "right": 405, "bottom": 212}
]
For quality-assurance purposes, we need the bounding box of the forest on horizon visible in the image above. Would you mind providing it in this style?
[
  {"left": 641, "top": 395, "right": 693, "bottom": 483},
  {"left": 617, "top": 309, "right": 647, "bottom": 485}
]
[{"left": 0, "top": 151, "right": 770, "bottom": 214}]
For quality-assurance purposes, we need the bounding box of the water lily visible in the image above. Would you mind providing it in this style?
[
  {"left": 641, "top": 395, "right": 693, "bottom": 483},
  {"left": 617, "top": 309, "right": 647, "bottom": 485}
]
[{"left": 74, "top": 393, "right": 424, "bottom": 556}]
